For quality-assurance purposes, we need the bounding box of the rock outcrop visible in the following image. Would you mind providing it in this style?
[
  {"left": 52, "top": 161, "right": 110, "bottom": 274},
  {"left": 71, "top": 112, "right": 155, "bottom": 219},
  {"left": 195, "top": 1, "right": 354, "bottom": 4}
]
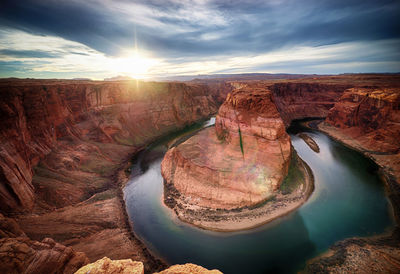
[
  {"left": 155, "top": 263, "right": 223, "bottom": 274},
  {"left": 75, "top": 258, "right": 222, "bottom": 274},
  {"left": 75, "top": 257, "right": 144, "bottom": 274},
  {"left": 162, "top": 84, "right": 291, "bottom": 210},
  {"left": 324, "top": 88, "right": 400, "bottom": 154},
  {"left": 0, "top": 237, "right": 89, "bottom": 274},
  {"left": 306, "top": 229, "right": 400, "bottom": 274}
]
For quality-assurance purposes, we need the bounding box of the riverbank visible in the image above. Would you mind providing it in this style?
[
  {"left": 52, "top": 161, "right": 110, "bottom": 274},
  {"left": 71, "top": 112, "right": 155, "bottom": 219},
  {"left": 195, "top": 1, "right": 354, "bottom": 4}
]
[
  {"left": 318, "top": 121, "right": 400, "bottom": 222},
  {"left": 163, "top": 151, "right": 314, "bottom": 232},
  {"left": 303, "top": 120, "right": 400, "bottom": 273}
]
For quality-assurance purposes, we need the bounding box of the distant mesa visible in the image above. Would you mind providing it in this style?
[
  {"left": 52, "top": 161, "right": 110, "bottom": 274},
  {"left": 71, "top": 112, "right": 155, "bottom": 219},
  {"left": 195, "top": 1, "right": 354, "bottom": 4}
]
[
  {"left": 103, "top": 75, "right": 135, "bottom": 81},
  {"left": 72, "top": 77, "right": 92, "bottom": 81}
]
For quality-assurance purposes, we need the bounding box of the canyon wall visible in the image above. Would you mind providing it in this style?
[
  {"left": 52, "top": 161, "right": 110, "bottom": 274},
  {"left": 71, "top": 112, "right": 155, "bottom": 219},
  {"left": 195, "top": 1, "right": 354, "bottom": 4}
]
[
  {"left": 325, "top": 88, "right": 400, "bottom": 154},
  {"left": 162, "top": 83, "right": 291, "bottom": 210},
  {"left": 0, "top": 79, "right": 229, "bottom": 273},
  {"left": 0, "top": 213, "right": 89, "bottom": 274},
  {"left": 321, "top": 87, "right": 400, "bottom": 208},
  {"left": 270, "top": 82, "right": 351, "bottom": 126},
  {"left": 0, "top": 80, "right": 227, "bottom": 213}
]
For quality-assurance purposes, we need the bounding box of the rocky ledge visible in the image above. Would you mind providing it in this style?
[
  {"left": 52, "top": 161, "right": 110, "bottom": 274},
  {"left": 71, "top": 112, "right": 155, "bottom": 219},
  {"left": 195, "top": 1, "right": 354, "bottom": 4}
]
[
  {"left": 74, "top": 257, "right": 222, "bottom": 274},
  {"left": 161, "top": 84, "right": 314, "bottom": 230}
]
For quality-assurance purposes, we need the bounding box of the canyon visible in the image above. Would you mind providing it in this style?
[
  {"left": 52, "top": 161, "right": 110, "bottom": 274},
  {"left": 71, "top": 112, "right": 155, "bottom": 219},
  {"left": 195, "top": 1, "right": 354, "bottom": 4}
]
[
  {"left": 0, "top": 79, "right": 230, "bottom": 273},
  {"left": 0, "top": 74, "right": 399, "bottom": 273}
]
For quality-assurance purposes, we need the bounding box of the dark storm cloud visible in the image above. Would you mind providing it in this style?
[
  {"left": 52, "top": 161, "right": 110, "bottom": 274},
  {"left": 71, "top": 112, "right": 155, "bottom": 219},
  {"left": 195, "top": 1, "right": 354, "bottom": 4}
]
[{"left": 0, "top": 0, "right": 399, "bottom": 59}]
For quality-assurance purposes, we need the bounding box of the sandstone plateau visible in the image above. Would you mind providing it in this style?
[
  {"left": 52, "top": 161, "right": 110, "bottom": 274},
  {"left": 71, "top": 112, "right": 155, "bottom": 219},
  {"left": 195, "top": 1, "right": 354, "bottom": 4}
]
[{"left": 0, "top": 75, "right": 399, "bottom": 273}]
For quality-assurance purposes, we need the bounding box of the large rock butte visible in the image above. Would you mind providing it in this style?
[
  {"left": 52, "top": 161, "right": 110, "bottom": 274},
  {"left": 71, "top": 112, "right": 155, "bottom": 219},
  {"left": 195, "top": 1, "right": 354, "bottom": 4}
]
[{"left": 162, "top": 84, "right": 291, "bottom": 209}]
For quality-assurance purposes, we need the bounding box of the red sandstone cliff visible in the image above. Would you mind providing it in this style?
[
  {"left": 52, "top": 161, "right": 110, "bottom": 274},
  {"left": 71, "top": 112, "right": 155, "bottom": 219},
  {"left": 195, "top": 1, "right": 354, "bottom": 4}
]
[
  {"left": 161, "top": 84, "right": 291, "bottom": 210},
  {"left": 325, "top": 88, "right": 400, "bottom": 154},
  {"left": 0, "top": 80, "right": 225, "bottom": 213},
  {"left": 0, "top": 79, "right": 228, "bottom": 273},
  {"left": 321, "top": 87, "right": 400, "bottom": 187},
  {"left": 270, "top": 82, "right": 350, "bottom": 125},
  {"left": 0, "top": 213, "right": 89, "bottom": 274}
]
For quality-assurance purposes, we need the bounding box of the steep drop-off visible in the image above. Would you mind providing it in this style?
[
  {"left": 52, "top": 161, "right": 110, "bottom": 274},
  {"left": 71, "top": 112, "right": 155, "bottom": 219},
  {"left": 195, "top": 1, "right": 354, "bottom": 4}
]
[
  {"left": 270, "top": 82, "right": 351, "bottom": 126},
  {"left": 0, "top": 80, "right": 226, "bottom": 213},
  {"left": 0, "top": 79, "right": 230, "bottom": 273},
  {"left": 321, "top": 87, "right": 400, "bottom": 201}
]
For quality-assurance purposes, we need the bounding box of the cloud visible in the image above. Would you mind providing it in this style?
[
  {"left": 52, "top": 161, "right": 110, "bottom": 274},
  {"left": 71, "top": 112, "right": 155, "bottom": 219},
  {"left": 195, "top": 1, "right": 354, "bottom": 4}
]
[
  {"left": 0, "top": 28, "right": 161, "bottom": 79},
  {"left": 0, "top": 0, "right": 399, "bottom": 77}
]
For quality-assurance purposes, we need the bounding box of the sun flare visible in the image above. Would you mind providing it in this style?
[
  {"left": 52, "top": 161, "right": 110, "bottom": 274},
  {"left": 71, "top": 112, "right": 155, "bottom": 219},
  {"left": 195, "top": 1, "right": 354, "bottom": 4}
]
[{"left": 109, "top": 50, "right": 158, "bottom": 79}]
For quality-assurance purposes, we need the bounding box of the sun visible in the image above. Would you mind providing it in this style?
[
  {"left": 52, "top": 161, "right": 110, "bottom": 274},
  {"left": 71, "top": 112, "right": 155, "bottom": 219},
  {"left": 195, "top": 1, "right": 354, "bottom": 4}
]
[{"left": 109, "top": 50, "right": 158, "bottom": 79}]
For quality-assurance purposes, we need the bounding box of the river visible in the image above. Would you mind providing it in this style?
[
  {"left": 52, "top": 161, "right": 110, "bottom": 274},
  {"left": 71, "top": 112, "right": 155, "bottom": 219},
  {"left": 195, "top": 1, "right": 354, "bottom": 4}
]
[{"left": 123, "top": 118, "right": 394, "bottom": 273}]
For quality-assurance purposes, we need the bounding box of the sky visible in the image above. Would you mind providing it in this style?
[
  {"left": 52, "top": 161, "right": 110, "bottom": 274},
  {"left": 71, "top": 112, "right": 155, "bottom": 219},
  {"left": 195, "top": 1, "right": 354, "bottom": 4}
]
[{"left": 0, "top": 0, "right": 399, "bottom": 79}]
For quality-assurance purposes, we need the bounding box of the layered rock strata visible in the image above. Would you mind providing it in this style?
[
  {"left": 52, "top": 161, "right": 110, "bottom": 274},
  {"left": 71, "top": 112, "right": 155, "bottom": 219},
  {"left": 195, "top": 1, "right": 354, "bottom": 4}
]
[
  {"left": 0, "top": 79, "right": 228, "bottom": 273},
  {"left": 321, "top": 87, "right": 400, "bottom": 205},
  {"left": 270, "top": 82, "right": 351, "bottom": 126},
  {"left": 0, "top": 214, "right": 89, "bottom": 274},
  {"left": 0, "top": 80, "right": 225, "bottom": 213},
  {"left": 162, "top": 85, "right": 292, "bottom": 210},
  {"left": 324, "top": 88, "right": 400, "bottom": 155}
]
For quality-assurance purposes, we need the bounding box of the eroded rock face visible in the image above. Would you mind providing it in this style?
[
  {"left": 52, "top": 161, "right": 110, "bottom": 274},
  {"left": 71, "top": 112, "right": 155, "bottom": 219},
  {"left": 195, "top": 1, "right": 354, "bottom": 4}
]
[
  {"left": 0, "top": 80, "right": 224, "bottom": 213},
  {"left": 325, "top": 88, "right": 400, "bottom": 154},
  {"left": 162, "top": 85, "right": 291, "bottom": 209},
  {"left": 155, "top": 263, "right": 223, "bottom": 274},
  {"left": 75, "top": 259, "right": 222, "bottom": 274},
  {"left": 0, "top": 237, "right": 89, "bottom": 274},
  {"left": 0, "top": 79, "right": 226, "bottom": 273},
  {"left": 75, "top": 257, "right": 144, "bottom": 274},
  {"left": 271, "top": 82, "right": 350, "bottom": 126},
  {"left": 0, "top": 213, "right": 25, "bottom": 238}
]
